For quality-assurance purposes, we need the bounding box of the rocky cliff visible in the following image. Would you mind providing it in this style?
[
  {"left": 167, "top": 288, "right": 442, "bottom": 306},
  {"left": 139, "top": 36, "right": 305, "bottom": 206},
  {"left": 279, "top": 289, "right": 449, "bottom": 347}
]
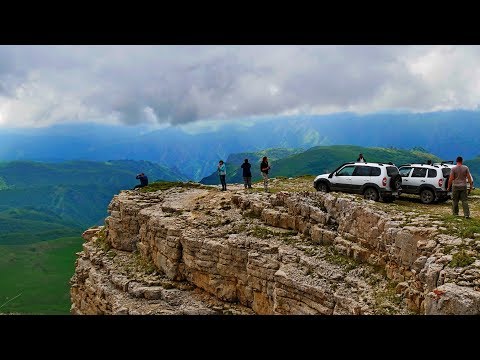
[{"left": 70, "top": 180, "right": 480, "bottom": 315}]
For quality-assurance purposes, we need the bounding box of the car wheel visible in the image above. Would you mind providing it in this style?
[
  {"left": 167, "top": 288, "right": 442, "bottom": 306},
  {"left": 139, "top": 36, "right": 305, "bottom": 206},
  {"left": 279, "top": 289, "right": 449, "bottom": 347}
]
[
  {"left": 316, "top": 182, "right": 329, "bottom": 193},
  {"left": 420, "top": 189, "right": 435, "bottom": 204},
  {"left": 364, "top": 187, "right": 379, "bottom": 201}
]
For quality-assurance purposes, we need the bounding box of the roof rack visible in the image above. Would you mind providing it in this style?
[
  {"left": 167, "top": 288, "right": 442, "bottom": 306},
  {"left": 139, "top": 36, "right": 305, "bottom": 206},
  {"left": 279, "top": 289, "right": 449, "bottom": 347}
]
[{"left": 359, "top": 161, "right": 396, "bottom": 166}]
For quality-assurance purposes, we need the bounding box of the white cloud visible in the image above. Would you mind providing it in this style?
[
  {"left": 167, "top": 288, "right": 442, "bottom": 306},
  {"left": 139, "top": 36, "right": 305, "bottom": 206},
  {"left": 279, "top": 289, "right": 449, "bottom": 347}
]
[{"left": 1, "top": 45, "right": 480, "bottom": 128}]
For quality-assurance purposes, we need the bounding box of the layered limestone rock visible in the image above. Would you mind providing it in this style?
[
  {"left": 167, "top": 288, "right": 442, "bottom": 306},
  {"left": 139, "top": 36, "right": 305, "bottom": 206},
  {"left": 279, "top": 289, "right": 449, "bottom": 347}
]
[
  {"left": 71, "top": 231, "right": 254, "bottom": 315},
  {"left": 71, "top": 185, "right": 480, "bottom": 315}
]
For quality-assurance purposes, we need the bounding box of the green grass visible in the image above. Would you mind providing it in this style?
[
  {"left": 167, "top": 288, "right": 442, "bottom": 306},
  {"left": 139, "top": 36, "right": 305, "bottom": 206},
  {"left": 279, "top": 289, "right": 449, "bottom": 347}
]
[
  {"left": 250, "top": 226, "right": 275, "bottom": 239},
  {"left": 133, "top": 251, "right": 157, "bottom": 275},
  {"left": 437, "top": 214, "right": 480, "bottom": 239},
  {"left": 324, "top": 246, "right": 360, "bottom": 271},
  {"left": 374, "top": 281, "right": 403, "bottom": 315},
  {"left": 140, "top": 181, "right": 211, "bottom": 193},
  {"left": 243, "top": 210, "right": 261, "bottom": 219},
  {"left": 248, "top": 226, "right": 297, "bottom": 242},
  {"left": 92, "top": 227, "right": 110, "bottom": 252},
  {"left": 449, "top": 249, "right": 476, "bottom": 268},
  {"left": 0, "top": 236, "right": 84, "bottom": 314}
]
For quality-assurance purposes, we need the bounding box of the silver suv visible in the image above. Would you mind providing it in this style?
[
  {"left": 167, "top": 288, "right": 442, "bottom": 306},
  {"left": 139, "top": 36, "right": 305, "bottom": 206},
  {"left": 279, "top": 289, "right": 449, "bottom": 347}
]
[
  {"left": 313, "top": 162, "right": 402, "bottom": 202},
  {"left": 397, "top": 162, "right": 453, "bottom": 204}
]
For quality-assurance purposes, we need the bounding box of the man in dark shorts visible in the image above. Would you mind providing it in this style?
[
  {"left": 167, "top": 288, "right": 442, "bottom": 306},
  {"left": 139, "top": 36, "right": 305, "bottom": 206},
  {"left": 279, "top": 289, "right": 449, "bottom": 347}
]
[{"left": 448, "top": 156, "right": 474, "bottom": 218}]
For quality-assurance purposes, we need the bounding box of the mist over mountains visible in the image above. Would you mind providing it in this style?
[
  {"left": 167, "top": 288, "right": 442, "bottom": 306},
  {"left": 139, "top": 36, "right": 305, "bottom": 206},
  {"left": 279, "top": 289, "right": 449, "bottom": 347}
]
[{"left": 1, "top": 110, "right": 479, "bottom": 181}]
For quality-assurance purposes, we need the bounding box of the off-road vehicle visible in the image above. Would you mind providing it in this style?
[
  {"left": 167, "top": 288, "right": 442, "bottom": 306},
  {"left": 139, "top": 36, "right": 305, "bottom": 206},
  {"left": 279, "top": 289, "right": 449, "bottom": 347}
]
[
  {"left": 397, "top": 162, "right": 453, "bottom": 204},
  {"left": 313, "top": 162, "right": 402, "bottom": 202}
]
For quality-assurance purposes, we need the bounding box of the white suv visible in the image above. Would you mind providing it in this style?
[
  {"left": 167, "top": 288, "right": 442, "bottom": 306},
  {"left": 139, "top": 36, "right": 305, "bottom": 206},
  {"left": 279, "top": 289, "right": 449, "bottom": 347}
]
[
  {"left": 313, "top": 162, "right": 402, "bottom": 202},
  {"left": 397, "top": 162, "right": 453, "bottom": 204}
]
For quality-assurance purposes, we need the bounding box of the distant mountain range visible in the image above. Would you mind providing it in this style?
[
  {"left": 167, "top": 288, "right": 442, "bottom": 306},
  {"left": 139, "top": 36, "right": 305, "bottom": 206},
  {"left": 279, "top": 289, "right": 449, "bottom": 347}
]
[{"left": 2, "top": 110, "right": 480, "bottom": 181}]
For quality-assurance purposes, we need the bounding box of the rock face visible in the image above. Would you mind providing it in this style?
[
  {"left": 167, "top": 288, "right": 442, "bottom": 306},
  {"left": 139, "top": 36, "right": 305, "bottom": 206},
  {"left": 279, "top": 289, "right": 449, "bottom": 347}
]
[{"left": 71, "top": 185, "right": 480, "bottom": 315}]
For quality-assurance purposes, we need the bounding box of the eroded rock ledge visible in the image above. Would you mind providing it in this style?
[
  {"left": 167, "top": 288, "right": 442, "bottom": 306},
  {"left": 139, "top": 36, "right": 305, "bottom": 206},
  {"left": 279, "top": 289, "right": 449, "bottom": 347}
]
[{"left": 71, "top": 186, "right": 480, "bottom": 315}]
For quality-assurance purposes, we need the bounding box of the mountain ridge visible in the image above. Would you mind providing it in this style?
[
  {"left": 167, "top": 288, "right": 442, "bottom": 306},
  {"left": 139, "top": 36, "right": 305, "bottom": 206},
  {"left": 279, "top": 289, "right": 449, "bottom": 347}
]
[{"left": 3, "top": 110, "right": 480, "bottom": 180}]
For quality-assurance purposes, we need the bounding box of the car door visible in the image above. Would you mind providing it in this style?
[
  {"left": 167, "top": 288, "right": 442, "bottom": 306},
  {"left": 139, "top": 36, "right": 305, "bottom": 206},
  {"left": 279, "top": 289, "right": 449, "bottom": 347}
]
[
  {"left": 332, "top": 165, "right": 355, "bottom": 192},
  {"left": 409, "top": 167, "right": 427, "bottom": 193},
  {"left": 352, "top": 165, "right": 372, "bottom": 193},
  {"left": 398, "top": 167, "right": 413, "bottom": 192}
]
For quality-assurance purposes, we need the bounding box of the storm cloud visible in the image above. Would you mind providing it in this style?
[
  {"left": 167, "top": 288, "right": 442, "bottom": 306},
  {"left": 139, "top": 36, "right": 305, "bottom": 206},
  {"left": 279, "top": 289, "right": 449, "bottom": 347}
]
[{"left": 1, "top": 45, "right": 480, "bottom": 127}]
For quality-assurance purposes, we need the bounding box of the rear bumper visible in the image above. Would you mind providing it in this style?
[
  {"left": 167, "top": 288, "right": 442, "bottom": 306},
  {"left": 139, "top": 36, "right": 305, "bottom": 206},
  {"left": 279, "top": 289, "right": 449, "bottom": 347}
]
[{"left": 436, "top": 190, "right": 451, "bottom": 198}]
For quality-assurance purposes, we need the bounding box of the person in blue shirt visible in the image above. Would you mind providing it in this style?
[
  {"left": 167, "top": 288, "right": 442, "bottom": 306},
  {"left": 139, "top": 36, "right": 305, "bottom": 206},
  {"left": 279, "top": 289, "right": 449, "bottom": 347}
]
[
  {"left": 133, "top": 173, "right": 148, "bottom": 190},
  {"left": 218, "top": 160, "right": 227, "bottom": 191}
]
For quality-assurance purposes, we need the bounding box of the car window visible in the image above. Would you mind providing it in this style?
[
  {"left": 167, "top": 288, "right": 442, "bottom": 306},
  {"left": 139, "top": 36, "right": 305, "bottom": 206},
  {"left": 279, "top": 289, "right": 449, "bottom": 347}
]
[
  {"left": 399, "top": 167, "right": 412, "bottom": 177},
  {"left": 442, "top": 168, "right": 451, "bottom": 177},
  {"left": 411, "top": 167, "right": 427, "bottom": 178},
  {"left": 353, "top": 166, "right": 371, "bottom": 176},
  {"left": 336, "top": 165, "right": 355, "bottom": 176},
  {"left": 427, "top": 169, "right": 437, "bottom": 178},
  {"left": 386, "top": 166, "right": 398, "bottom": 177},
  {"left": 370, "top": 167, "right": 381, "bottom": 176}
]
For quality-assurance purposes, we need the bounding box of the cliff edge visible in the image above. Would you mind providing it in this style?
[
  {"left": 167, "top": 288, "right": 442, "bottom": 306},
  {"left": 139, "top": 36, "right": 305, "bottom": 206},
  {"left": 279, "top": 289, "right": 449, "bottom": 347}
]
[{"left": 70, "top": 179, "right": 480, "bottom": 315}]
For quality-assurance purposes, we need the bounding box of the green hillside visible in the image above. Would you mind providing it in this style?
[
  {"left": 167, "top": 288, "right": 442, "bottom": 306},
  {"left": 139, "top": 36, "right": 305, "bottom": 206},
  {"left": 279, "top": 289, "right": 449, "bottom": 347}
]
[
  {"left": 0, "top": 160, "right": 187, "bottom": 236},
  {"left": 0, "top": 184, "right": 123, "bottom": 229},
  {"left": 0, "top": 159, "right": 186, "bottom": 313},
  {"left": 0, "top": 159, "right": 187, "bottom": 188},
  {"left": 267, "top": 145, "right": 442, "bottom": 179},
  {"left": 465, "top": 157, "right": 480, "bottom": 184},
  {"left": 200, "top": 148, "right": 302, "bottom": 185},
  {"left": 0, "top": 236, "right": 83, "bottom": 314},
  {"left": 0, "top": 208, "right": 82, "bottom": 245}
]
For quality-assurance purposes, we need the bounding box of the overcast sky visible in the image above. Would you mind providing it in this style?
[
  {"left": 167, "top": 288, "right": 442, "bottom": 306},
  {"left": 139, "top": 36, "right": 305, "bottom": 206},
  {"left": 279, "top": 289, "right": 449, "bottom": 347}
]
[{"left": 0, "top": 45, "right": 479, "bottom": 128}]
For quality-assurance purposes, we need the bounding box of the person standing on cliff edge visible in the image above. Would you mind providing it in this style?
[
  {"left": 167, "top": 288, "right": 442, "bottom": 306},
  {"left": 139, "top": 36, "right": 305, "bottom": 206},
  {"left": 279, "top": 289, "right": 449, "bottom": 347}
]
[
  {"left": 218, "top": 160, "right": 227, "bottom": 191},
  {"left": 448, "top": 156, "right": 474, "bottom": 219},
  {"left": 260, "top": 156, "right": 271, "bottom": 192},
  {"left": 241, "top": 158, "right": 252, "bottom": 189}
]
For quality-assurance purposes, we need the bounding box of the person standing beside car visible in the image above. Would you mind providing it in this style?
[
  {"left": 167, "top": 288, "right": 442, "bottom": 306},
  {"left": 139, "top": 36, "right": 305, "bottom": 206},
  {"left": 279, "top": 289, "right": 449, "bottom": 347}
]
[
  {"left": 260, "top": 156, "right": 271, "bottom": 192},
  {"left": 448, "top": 156, "right": 474, "bottom": 218},
  {"left": 241, "top": 158, "right": 252, "bottom": 189}
]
